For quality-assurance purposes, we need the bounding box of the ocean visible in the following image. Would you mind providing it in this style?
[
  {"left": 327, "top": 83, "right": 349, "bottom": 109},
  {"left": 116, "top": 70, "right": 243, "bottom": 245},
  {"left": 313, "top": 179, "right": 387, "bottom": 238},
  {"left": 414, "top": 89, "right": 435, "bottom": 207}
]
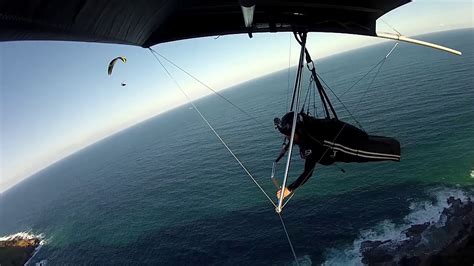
[{"left": 1, "top": 28, "right": 473, "bottom": 265}]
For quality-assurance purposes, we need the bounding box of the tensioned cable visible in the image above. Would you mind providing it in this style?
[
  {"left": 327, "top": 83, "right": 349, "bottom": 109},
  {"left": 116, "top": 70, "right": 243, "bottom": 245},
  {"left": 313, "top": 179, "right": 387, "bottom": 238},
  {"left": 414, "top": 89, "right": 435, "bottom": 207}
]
[
  {"left": 338, "top": 42, "right": 398, "bottom": 98},
  {"left": 353, "top": 54, "right": 389, "bottom": 114},
  {"left": 312, "top": 77, "right": 317, "bottom": 116},
  {"left": 149, "top": 49, "right": 277, "bottom": 208},
  {"left": 347, "top": 44, "right": 399, "bottom": 132},
  {"left": 149, "top": 48, "right": 274, "bottom": 134},
  {"left": 380, "top": 19, "right": 402, "bottom": 36},
  {"left": 278, "top": 213, "right": 299, "bottom": 265},
  {"left": 317, "top": 73, "right": 366, "bottom": 132},
  {"left": 302, "top": 76, "right": 314, "bottom": 113},
  {"left": 315, "top": 42, "right": 398, "bottom": 131},
  {"left": 286, "top": 33, "right": 293, "bottom": 111},
  {"left": 338, "top": 59, "right": 385, "bottom": 98}
]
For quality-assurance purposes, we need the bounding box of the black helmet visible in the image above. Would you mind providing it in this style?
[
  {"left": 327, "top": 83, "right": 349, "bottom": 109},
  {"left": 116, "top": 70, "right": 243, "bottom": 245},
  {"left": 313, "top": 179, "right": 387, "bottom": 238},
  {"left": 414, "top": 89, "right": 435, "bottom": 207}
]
[{"left": 274, "top": 111, "right": 302, "bottom": 135}]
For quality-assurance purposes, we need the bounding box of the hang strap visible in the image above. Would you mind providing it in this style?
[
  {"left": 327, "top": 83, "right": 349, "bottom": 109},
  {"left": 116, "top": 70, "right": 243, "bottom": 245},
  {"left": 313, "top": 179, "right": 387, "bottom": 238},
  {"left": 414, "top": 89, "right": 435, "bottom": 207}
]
[{"left": 306, "top": 52, "right": 338, "bottom": 120}]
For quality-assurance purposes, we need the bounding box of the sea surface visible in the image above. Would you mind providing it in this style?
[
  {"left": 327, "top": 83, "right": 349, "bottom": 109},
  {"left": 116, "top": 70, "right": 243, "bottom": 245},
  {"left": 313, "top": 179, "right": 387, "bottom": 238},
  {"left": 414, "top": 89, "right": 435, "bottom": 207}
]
[{"left": 1, "top": 29, "right": 473, "bottom": 265}]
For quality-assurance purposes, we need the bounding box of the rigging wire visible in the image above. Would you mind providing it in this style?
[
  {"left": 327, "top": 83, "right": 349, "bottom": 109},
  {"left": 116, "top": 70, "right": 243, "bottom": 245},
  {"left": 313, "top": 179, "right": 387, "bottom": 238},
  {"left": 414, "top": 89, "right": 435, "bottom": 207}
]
[
  {"left": 151, "top": 47, "right": 299, "bottom": 265},
  {"left": 148, "top": 48, "right": 274, "bottom": 134},
  {"left": 315, "top": 42, "right": 399, "bottom": 131},
  {"left": 302, "top": 75, "right": 313, "bottom": 113},
  {"left": 353, "top": 55, "right": 388, "bottom": 114},
  {"left": 338, "top": 59, "right": 385, "bottom": 98},
  {"left": 148, "top": 48, "right": 277, "bottom": 209},
  {"left": 317, "top": 74, "right": 366, "bottom": 132},
  {"left": 286, "top": 33, "right": 293, "bottom": 111},
  {"left": 311, "top": 76, "right": 317, "bottom": 116},
  {"left": 278, "top": 213, "right": 299, "bottom": 265},
  {"left": 380, "top": 19, "right": 402, "bottom": 36},
  {"left": 338, "top": 43, "right": 398, "bottom": 99}
]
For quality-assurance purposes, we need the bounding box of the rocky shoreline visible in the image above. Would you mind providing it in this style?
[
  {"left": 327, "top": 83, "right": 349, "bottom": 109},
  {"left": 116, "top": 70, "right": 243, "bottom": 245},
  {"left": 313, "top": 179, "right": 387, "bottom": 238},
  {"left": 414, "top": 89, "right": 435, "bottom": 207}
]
[
  {"left": 2, "top": 197, "right": 472, "bottom": 265},
  {"left": 360, "top": 196, "right": 474, "bottom": 265},
  {"left": 0, "top": 233, "right": 42, "bottom": 266}
]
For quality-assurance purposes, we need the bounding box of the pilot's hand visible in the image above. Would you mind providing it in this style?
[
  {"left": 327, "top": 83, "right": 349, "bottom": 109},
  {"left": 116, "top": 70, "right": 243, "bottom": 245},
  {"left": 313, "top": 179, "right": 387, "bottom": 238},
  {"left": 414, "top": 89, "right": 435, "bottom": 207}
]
[{"left": 276, "top": 187, "right": 292, "bottom": 199}]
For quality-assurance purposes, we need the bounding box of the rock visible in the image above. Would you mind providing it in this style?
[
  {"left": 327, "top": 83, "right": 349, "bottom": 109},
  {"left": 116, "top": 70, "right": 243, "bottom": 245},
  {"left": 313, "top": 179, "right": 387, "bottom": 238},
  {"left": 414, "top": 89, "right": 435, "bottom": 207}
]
[
  {"left": 360, "top": 240, "right": 390, "bottom": 252},
  {"left": 360, "top": 241, "right": 394, "bottom": 265},
  {"left": 360, "top": 197, "right": 474, "bottom": 265},
  {"left": 399, "top": 255, "right": 421, "bottom": 266},
  {"left": 0, "top": 233, "right": 42, "bottom": 266},
  {"left": 402, "top": 222, "right": 430, "bottom": 238}
]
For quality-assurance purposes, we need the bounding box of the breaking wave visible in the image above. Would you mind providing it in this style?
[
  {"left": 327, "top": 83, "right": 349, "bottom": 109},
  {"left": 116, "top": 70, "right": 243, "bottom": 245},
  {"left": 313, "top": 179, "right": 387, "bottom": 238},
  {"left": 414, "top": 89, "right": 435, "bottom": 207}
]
[{"left": 322, "top": 187, "right": 473, "bottom": 265}]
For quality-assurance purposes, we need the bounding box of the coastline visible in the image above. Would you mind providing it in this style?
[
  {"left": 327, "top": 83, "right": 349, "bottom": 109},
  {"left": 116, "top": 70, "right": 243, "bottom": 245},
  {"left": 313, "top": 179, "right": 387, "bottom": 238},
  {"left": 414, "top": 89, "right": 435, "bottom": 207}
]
[{"left": 0, "top": 233, "right": 42, "bottom": 265}]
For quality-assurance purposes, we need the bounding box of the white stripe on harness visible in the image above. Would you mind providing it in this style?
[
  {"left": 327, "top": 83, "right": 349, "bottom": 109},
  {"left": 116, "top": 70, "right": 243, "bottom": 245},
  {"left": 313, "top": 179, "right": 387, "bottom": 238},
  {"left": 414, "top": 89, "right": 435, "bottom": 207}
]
[{"left": 323, "top": 140, "right": 400, "bottom": 160}]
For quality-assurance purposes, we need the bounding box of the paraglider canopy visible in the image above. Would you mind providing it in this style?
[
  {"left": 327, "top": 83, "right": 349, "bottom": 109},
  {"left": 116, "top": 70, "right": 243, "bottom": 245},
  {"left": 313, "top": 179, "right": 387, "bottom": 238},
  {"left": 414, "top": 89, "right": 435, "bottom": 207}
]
[
  {"left": 0, "top": 1, "right": 410, "bottom": 47},
  {"left": 108, "top": 57, "right": 127, "bottom": 76}
]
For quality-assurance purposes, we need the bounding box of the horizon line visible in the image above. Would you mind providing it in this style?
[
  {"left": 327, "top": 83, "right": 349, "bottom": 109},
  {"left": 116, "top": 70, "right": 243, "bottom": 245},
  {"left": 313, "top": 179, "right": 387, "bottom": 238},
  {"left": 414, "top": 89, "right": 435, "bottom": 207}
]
[{"left": 1, "top": 27, "right": 471, "bottom": 193}]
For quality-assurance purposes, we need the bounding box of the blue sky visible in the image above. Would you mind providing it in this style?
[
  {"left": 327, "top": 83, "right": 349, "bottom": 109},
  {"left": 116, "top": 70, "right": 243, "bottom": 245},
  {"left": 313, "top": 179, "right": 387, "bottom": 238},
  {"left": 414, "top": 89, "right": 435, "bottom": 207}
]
[{"left": 1, "top": 0, "right": 473, "bottom": 192}]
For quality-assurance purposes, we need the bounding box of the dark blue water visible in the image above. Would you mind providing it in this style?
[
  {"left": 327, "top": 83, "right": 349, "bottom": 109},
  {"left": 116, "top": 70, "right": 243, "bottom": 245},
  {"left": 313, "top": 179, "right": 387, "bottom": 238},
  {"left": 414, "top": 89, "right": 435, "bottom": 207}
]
[{"left": 1, "top": 29, "right": 473, "bottom": 265}]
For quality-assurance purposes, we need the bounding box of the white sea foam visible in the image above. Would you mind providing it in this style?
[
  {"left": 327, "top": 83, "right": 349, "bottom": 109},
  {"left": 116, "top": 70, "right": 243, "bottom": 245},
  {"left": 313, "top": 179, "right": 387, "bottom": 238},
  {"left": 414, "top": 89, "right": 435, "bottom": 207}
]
[
  {"left": 1, "top": 231, "right": 46, "bottom": 265},
  {"left": 290, "top": 254, "right": 312, "bottom": 266},
  {"left": 0, "top": 231, "right": 44, "bottom": 242},
  {"left": 322, "top": 187, "right": 473, "bottom": 265}
]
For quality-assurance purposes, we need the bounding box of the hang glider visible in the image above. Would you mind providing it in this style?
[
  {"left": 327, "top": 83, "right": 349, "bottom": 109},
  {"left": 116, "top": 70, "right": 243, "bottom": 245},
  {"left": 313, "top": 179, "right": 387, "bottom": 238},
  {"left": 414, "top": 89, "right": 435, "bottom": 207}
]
[
  {"left": 0, "top": 1, "right": 409, "bottom": 47},
  {"left": 0, "top": 1, "right": 461, "bottom": 55}
]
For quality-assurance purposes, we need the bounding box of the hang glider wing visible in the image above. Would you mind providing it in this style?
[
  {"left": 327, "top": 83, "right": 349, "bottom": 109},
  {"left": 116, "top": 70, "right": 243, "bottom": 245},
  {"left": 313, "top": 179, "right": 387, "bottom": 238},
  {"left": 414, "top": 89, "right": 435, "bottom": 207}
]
[{"left": 0, "top": 0, "right": 410, "bottom": 47}]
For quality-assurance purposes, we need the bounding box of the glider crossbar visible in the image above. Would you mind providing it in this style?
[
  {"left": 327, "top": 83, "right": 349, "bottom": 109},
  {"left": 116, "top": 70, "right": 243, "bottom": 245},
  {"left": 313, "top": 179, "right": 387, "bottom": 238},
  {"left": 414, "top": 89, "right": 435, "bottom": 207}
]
[
  {"left": 377, "top": 32, "right": 462, "bottom": 56},
  {"left": 277, "top": 32, "right": 307, "bottom": 213}
]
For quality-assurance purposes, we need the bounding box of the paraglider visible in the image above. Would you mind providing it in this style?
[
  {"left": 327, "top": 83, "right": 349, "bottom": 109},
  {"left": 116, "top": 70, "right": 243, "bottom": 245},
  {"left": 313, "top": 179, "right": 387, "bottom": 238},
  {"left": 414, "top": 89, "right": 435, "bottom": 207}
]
[
  {"left": 107, "top": 56, "right": 126, "bottom": 76},
  {"left": 108, "top": 56, "right": 127, "bottom": 86}
]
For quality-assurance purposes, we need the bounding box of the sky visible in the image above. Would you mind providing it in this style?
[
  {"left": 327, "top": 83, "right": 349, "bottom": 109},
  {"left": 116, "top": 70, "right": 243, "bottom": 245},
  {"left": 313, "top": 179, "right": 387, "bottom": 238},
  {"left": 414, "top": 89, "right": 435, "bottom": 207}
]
[{"left": 1, "top": 0, "right": 473, "bottom": 192}]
